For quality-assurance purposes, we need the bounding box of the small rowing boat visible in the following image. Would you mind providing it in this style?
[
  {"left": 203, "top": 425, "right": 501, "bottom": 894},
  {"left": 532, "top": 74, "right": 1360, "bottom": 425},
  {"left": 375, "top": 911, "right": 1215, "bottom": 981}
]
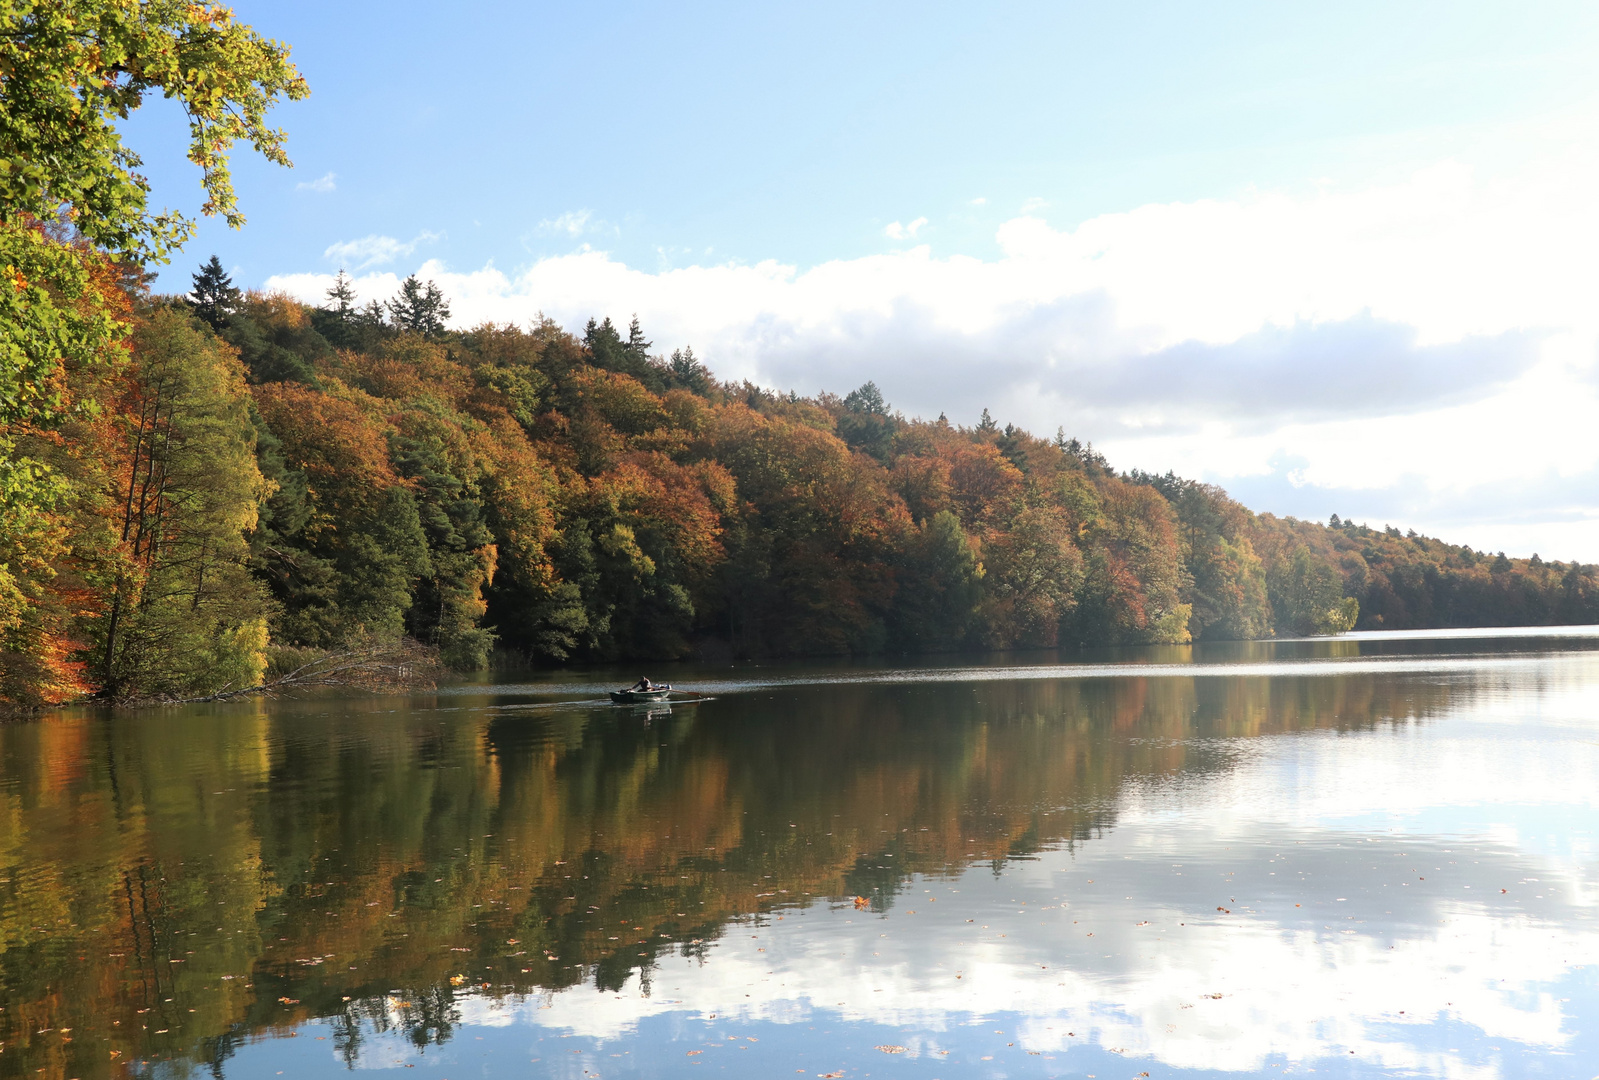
[{"left": 609, "top": 686, "right": 673, "bottom": 704}]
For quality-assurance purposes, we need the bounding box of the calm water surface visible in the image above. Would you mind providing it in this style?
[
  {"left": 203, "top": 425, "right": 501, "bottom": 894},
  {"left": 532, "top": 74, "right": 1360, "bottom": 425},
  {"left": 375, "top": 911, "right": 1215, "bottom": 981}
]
[{"left": 5, "top": 629, "right": 1599, "bottom": 1079}]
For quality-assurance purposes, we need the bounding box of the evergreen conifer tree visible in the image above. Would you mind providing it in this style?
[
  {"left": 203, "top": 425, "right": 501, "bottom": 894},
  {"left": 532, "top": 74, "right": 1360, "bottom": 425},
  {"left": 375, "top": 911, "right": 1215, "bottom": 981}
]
[
  {"left": 626, "top": 315, "right": 652, "bottom": 362},
  {"left": 838, "top": 381, "right": 898, "bottom": 462},
  {"left": 188, "top": 255, "right": 242, "bottom": 329},
  {"left": 844, "top": 381, "right": 888, "bottom": 415},
  {"left": 325, "top": 269, "right": 356, "bottom": 320},
  {"left": 669, "top": 346, "right": 710, "bottom": 393},
  {"left": 386, "top": 275, "right": 451, "bottom": 336},
  {"left": 584, "top": 315, "right": 668, "bottom": 390},
  {"left": 355, "top": 300, "right": 387, "bottom": 329},
  {"left": 584, "top": 317, "right": 623, "bottom": 365}
]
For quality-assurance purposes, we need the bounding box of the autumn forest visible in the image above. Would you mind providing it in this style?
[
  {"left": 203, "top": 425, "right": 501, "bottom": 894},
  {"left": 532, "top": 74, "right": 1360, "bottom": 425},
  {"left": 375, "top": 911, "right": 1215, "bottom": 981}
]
[{"left": 3, "top": 252, "right": 1596, "bottom": 709}]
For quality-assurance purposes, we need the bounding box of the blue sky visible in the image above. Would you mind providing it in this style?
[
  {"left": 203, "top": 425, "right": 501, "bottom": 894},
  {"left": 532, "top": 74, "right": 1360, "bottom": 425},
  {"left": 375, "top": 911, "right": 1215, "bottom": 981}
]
[
  {"left": 136, "top": 1, "right": 1599, "bottom": 278},
  {"left": 125, "top": 1, "right": 1599, "bottom": 558}
]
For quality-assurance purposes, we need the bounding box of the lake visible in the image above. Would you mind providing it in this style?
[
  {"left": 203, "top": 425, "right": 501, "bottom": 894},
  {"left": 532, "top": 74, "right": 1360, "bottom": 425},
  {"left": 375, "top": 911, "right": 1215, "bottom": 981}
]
[{"left": 5, "top": 628, "right": 1599, "bottom": 1079}]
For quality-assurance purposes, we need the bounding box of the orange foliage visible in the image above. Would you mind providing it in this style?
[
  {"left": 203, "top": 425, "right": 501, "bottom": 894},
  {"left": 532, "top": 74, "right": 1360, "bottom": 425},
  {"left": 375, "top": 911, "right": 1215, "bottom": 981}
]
[
  {"left": 946, "top": 442, "right": 1024, "bottom": 527},
  {"left": 253, "top": 382, "right": 401, "bottom": 526}
]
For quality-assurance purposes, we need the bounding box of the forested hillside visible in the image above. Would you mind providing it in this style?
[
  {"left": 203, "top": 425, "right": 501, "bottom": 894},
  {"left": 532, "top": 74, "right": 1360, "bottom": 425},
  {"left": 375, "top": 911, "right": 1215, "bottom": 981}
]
[{"left": 4, "top": 262, "right": 1597, "bottom": 706}]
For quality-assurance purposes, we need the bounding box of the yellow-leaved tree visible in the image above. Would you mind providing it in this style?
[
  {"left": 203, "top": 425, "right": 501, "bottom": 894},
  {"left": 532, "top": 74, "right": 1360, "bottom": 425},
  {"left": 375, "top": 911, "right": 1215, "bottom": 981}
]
[{"left": 0, "top": 0, "right": 306, "bottom": 704}]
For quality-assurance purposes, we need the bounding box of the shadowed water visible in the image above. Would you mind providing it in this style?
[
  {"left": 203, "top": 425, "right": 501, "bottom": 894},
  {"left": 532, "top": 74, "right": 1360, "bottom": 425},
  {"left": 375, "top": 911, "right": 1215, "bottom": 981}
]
[{"left": 4, "top": 629, "right": 1599, "bottom": 1078}]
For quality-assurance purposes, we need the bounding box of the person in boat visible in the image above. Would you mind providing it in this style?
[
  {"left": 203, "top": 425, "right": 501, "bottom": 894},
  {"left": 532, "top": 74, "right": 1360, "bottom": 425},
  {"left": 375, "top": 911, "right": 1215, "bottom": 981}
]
[{"left": 628, "top": 677, "right": 656, "bottom": 692}]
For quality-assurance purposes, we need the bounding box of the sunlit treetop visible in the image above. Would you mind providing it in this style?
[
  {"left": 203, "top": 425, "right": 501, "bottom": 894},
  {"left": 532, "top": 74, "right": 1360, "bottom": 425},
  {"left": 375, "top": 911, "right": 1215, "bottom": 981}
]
[{"left": 0, "top": 0, "right": 308, "bottom": 260}]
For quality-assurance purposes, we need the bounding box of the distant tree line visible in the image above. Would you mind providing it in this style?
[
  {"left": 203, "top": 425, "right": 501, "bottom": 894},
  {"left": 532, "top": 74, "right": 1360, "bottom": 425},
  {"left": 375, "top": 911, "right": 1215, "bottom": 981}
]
[{"left": 5, "top": 257, "right": 1596, "bottom": 706}]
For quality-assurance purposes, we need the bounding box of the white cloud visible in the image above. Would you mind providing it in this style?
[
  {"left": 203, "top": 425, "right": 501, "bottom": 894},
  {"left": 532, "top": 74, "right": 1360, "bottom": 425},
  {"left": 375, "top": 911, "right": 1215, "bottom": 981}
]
[
  {"left": 321, "top": 231, "right": 441, "bottom": 270},
  {"left": 295, "top": 171, "right": 337, "bottom": 194},
  {"left": 539, "top": 210, "right": 594, "bottom": 237},
  {"left": 267, "top": 269, "right": 403, "bottom": 309},
  {"left": 970, "top": 196, "right": 987, "bottom": 206},
  {"left": 266, "top": 125, "right": 1599, "bottom": 558},
  {"left": 883, "top": 216, "right": 929, "bottom": 240}
]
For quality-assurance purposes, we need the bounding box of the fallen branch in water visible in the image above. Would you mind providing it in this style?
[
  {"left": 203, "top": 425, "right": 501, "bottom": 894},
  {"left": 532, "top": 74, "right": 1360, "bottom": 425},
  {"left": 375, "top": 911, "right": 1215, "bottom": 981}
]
[{"left": 178, "top": 639, "right": 444, "bottom": 703}]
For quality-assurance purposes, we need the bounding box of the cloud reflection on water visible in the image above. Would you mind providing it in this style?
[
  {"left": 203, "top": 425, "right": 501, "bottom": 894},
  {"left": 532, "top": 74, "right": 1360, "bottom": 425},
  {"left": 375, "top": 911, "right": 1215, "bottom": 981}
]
[
  {"left": 4, "top": 634, "right": 1599, "bottom": 1078},
  {"left": 508, "top": 681, "right": 1599, "bottom": 1077}
]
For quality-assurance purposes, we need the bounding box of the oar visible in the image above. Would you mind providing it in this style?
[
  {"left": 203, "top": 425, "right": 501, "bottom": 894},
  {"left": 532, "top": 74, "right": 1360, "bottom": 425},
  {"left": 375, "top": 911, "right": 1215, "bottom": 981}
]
[{"left": 666, "top": 689, "right": 713, "bottom": 701}]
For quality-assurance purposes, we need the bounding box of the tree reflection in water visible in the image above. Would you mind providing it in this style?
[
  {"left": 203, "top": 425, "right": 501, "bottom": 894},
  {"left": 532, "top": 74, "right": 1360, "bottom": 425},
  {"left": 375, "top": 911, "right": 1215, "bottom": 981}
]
[{"left": 0, "top": 644, "right": 1505, "bottom": 1077}]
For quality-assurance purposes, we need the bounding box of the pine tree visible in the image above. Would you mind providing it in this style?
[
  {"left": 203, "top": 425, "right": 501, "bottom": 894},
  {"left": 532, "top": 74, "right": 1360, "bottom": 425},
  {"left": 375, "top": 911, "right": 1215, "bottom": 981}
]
[
  {"left": 669, "top": 346, "right": 710, "bottom": 394},
  {"left": 584, "top": 317, "right": 624, "bottom": 366},
  {"left": 626, "top": 315, "right": 652, "bottom": 362},
  {"left": 585, "top": 315, "right": 667, "bottom": 391},
  {"left": 386, "top": 275, "right": 451, "bottom": 336},
  {"left": 976, "top": 407, "right": 998, "bottom": 434},
  {"left": 844, "top": 381, "right": 888, "bottom": 415},
  {"left": 324, "top": 269, "right": 356, "bottom": 320},
  {"left": 838, "top": 381, "right": 898, "bottom": 462},
  {"left": 891, "top": 511, "right": 984, "bottom": 650},
  {"left": 187, "top": 255, "right": 241, "bottom": 329},
  {"left": 354, "top": 300, "right": 386, "bottom": 329}
]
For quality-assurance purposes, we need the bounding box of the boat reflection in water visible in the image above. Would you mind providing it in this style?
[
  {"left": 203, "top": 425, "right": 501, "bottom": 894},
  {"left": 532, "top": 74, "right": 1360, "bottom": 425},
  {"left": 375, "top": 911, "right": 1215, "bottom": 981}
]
[
  {"left": 3, "top": 629, "right": 1599, "bottom": 1078},
  {"left": 638, "top": 702, "right": 673, "bottom": 725}
]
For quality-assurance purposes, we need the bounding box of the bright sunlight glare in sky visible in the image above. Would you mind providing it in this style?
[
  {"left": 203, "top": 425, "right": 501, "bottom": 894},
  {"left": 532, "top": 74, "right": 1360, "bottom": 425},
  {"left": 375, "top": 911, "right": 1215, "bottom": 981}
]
[{"left": 123, "top": 1, "right": 1599, "bottom": 560}]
